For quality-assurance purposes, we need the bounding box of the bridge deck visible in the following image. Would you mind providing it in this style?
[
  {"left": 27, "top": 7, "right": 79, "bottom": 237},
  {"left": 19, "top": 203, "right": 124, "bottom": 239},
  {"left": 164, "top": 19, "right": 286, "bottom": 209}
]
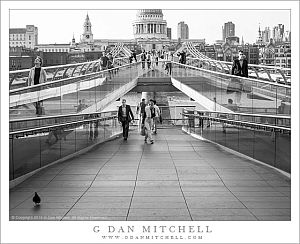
[{"left": 10, "top": 128, "right": 290, "bottom": 221}]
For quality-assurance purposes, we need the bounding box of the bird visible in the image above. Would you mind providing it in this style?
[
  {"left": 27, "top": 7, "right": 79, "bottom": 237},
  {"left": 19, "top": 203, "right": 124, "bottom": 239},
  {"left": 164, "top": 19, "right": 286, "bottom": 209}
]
[{"left": 33, "top": 192, "right": 41, "bottom": 206}]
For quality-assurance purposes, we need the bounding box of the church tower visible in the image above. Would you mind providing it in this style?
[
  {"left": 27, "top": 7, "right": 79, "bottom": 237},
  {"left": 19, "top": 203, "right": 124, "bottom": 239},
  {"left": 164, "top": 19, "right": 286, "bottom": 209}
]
[
  {"left": 71, "top": 33, "right": 76, "bottom": 47},
  {"left": 81, "top": 13, "right": 94, "bottom": 43},
  {"left": 256, "top": 24, "right": 263, "bottom": 45}
]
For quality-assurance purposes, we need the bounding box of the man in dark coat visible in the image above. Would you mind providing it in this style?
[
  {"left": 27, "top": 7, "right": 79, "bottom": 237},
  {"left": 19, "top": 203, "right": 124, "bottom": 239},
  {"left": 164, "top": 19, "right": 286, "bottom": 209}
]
[
  {"left": 231, "top": 50, "right": 248, "bottom": 78},
  {"left": 118, "top": 99, "right": 134, "bottom": 140},
  {"left": 228, "top": 50, "right": 249, "bottom": 103}
]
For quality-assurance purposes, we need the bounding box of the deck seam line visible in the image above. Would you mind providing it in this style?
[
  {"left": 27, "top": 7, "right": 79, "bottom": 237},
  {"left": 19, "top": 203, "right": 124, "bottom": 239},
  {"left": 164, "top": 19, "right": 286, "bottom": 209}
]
[
  {"left": 125, "top": 136, "right": 145, "bottom": 221},
  {"left": 10, "top": 160, "right": 74, "bottom": 210},
  {"left": 59, "top": 142, "right": 123, "bottom": 221},
  {"left": 166, "top": 133, "right": 193, "bottom": 221},
  {"left": 191, "top": 143, "right": 260, "bottom": 221}
]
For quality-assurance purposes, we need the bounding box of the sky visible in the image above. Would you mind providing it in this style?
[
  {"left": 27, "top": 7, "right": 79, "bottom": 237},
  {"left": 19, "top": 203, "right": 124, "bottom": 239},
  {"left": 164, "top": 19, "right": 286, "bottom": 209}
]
[{"left": 9, "top": 8, "right": 290, "bottom": 45}]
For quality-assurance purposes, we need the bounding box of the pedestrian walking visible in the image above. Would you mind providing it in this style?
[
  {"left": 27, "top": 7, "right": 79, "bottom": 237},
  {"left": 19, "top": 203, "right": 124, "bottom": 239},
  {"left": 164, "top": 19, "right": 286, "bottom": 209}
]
[
  {"left": 28, "top": 56, "right": 47, "bottom": 116},
  {"left": 146, "top": 51, "right": 151, "bottom": 69},
  {"left": 153, "top": 100, "right": 161, "bottom": 134},
  {"left": 132, "top": 50, "right": 137, "bottom": 62},
  {"left": 118, "top": 99, "right": 134, "bottom": 141},
  {"left": 107, "top": 52, "right": 114, "bottom": 78},
  {"left": 144, "top": 99, "right": 156, "bottom": 144},
  {"left": 100, "top": 52, "right": 108, "bottom": 70},
  {"left": 137, "top": 98, "right": 146, "bottom": 126},
  {"left": 166, "top": 51, "right": 173, "bottom": 75},
  {"left": 228, "top": 50, "right": 249, "bottom": 104},
  {"left": 141, "top": 50, "right": 146, "bottom": 70}
]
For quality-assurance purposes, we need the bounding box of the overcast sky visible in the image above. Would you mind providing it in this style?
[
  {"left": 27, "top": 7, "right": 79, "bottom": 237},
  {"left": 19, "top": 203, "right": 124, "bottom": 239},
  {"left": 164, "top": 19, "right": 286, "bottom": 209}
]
[{"left": 9, "top": 9, "right": 290, "bottom": 45}]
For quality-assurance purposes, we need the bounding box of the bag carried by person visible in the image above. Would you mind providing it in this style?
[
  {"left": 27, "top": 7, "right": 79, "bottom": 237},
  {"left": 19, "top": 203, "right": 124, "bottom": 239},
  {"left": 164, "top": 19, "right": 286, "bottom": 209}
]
[
  {"left": 159, "top": 114, "right": 163, "bottom": 124},
  {"left": 150, "top": 107, "right": 156, "bottom": 118},
  {"left": 140, "top": 125, "right": 146, "bottom": 136}
]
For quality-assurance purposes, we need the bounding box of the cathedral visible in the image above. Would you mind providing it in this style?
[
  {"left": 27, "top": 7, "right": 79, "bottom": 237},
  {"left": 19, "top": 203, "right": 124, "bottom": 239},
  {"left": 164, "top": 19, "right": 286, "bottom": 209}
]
[{"left": 70, "top": 10, "right": 174, "bottom": 53}]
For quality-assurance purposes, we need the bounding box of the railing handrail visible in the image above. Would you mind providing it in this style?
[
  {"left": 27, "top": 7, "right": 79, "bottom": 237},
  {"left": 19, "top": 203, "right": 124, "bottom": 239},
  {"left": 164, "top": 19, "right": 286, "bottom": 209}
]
[
  {"left": 9, "top": 105, "right": 196, "bottom": 123},
  {"left": 9, "top": 110, "right": 117, "bottom": 123},
  {"left": 171, "top": 61, "right": 291, "bottom": 88},
  {"left": 183, "top": 109, "right": 291, "bottom": 120},
  {"left": 182, "top": 112, "right": 291, "bottom": 131},
  {"left": 9, "top": 115, "right": 119, "bottom": 136},
  {"left": 186, "top": 56, "right": 291, "bottom": 71},
  {"left": 9, "top": 56, "right": 129, "bottom": 75},
  {"left": 9, "top": 62, "right": 139, "bottom": 95}
]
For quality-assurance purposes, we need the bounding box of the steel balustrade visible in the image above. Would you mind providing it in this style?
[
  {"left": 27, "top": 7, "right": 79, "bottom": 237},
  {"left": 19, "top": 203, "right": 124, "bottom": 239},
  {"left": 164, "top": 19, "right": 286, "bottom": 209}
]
[
  {"left": 170, "top": 61, "right": 291, "bottom": 106},
  {"left": 9, "top": 56, "right": 130, "bottom": 90},
  {"left": 182, "top": 109, "right": 291, "bottom": 132},
  {"left": 181, "top": 109, "right": 291, "bottom": 173},
  {"left": 177, "top": 41, "right": 291, "bottom": 85}
]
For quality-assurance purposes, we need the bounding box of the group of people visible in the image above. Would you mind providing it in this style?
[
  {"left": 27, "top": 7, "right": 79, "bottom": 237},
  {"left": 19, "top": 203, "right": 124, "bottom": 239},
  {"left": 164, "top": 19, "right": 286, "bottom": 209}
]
[
  {"left": 100, "top": 52, "right": 116, "bottom": 79},
  {"left": 129, "top": 50, "right": 137, "bottom": 63},
  {"left": 28, "top": 49, "right": 250, "bottom": 144},
  {"left": 177, "top": 50, "right": 187, "bottom": 65},
  {"left": 117, "top": 98, "right": 161, "bottom": 144},
  {"left": 100, "top": 52, "right": 114, "bottom": 70},
  {"left": 140, "top": 50, "right": 160, "bottom": 70},
  {"left": 140, "top": 49, "right": 174, "bottom": 75}
]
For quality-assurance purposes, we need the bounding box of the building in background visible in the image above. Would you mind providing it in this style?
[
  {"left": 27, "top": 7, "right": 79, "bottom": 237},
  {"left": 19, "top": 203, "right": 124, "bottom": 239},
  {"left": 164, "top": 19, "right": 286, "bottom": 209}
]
[
  {"left": 9, "top": 25, "right": 38, "bottom": 49},
  {"left": 222, "top": 21, "right": 235, "bottom": 41},
  {"left": 167, "top": 27, "right": 172, "bottom": 39},
  {"left": 225, "top": 36, "right": 239, "bottom": 46},
  {"left": 274, "top": 42, "right": 291, "bottom": 69},
  {"left": 42, "top": 52, "right": 69, "bottom": 67},
  {"left": 284, "top": 30, "right": 291, "bottom": 42},
  {"left": 132, "top": 9, "right": 169, "bottom": 51},
  {"left": 256, "top": 25, "right": 263, "bottom": 45},
  {"left": 177, "top": 21, "right": 189, "bottom": 40},
  {"left": 273, "top": 24, "right": 285, "bottom": 43},
  {"left": 262, "top": 27, "right": 271, "bottom": 43},
  {"left": 259, "top": 39, "right": 276, "bottom": 66},
  {"left": 10, "top": 11, "right": 290, "bottom": 70},
  {"left": 35, "top": 43, "right": 70, "bottom": 53},
  {"left": 81, "top": 13, "right": 94, "bottom": 43},
  {"left": 9, "top": 46, "right": 41, "bottom": 70},
  {"left": 201, "top": 41, "right": 260, "bottom": 64}
]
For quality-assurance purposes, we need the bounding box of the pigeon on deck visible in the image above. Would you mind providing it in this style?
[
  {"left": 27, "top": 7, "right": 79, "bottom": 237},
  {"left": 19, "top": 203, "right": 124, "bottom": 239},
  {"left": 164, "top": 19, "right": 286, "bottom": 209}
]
[{"left": 33, "top": 192, "right": 41, "bottom": 206}]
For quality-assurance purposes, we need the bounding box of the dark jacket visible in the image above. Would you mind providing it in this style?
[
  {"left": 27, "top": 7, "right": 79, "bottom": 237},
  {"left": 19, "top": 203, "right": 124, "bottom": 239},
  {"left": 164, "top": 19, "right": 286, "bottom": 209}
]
[
  {"left": 118, "top": 105, "right": 134, "bottom": 122},
  {"left": 231, "top": 59, "right": 248, "bottom": 78}
]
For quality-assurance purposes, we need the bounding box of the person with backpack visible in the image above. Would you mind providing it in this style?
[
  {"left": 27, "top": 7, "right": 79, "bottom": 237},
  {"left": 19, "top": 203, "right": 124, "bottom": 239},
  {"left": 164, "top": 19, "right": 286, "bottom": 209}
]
[{"left": 144, "top": 99, "right": 156, "bottom": 144}]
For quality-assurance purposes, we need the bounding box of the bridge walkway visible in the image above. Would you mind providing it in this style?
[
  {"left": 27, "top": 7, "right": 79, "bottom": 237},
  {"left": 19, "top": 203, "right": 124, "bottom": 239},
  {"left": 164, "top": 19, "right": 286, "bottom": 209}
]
[{"left": 10, "top": 128, "right": 290, "bottom": 221}]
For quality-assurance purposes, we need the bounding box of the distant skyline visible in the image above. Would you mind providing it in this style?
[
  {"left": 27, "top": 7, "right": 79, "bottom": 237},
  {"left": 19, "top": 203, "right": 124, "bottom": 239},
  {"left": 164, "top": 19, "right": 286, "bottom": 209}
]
[{"left": 9, "top": 9, "right": 290, "bottom": 45}]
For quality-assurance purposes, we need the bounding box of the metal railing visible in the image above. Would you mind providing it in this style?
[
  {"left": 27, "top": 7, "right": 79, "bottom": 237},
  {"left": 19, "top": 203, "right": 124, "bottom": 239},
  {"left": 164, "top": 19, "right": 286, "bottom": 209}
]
[
  {"left": 9, "top": 62, "right": 141, "bottom": 119},
  {"left": 182, "top": 109, "right": 291, "bottom": 173},
  {"left": 170, "top": 61, "right": 291, "bottom": 116},
  {"left": 9, "top": 56, "right": 131, "bottom": 90},
  {"left": 176, "top": 41, "right": 291, "bottom": 85},
  {"left": 9, "top": 111, "right": 122, "bottom": 181},
  {"left": 185, "top": 57, "right": 291, "bottom": 85},
  {"left": 9, "top": 105, "right": 196, "bottom": 182}
]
